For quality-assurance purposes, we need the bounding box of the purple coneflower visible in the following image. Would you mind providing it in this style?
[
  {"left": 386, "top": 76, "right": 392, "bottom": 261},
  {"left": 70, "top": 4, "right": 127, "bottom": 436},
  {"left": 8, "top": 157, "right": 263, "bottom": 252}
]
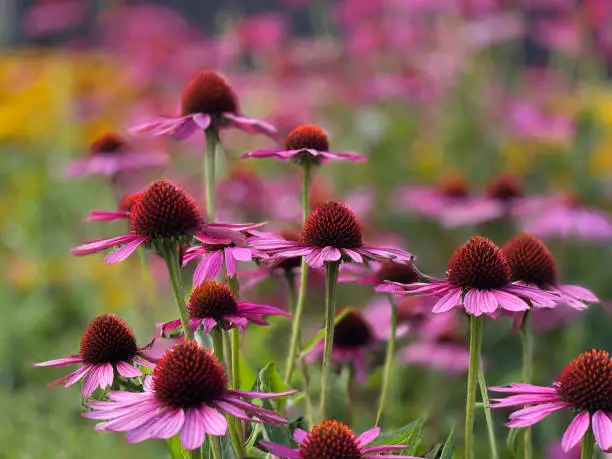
[
  {"left": 259, "top": 419, "right": 421, "bottom": 459},
  {"left": 387, "top": 236, "right": 558, "bottom": 316},
  {"left": 86, "top": 192, "right": 142, "bottom": 222},
  {"left": 84, "top": 341, "right": 296, "bottom": 450},
  {"left": 241, "top": 124, "right": 366, "bottom": 165},
  {"left": 340, "top": 260, "right": 419, "bottom": 293},
  {"left": 66, "top": 133, "right": 167, "bottom": 178},
  {"left": 490, "top": 349, "right": 612, "bottom": 453},
  {"left": 249, "top": 201, "right": 412, "bottom": 269},
  {"left": 71, "top": 179, "right": 255, "bottom": 264},
  {"left": 158, "top": 281, "right": 291, "bottom": 336},
  {"left": 34, "top": 314, "right": 153, "bottom": 397},
  {"left": 130, "top": 70, "right": 276, "bottom": 139},
  {"left": 503, "top": 233, "right": 599, "bottom": 310}
]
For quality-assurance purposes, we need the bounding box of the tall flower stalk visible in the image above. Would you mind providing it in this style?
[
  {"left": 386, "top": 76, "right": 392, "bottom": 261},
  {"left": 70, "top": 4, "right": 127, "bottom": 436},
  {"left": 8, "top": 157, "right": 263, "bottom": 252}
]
[
  {"left": 581, "top": 430, "right": 594, "bottom": 459},
  {"left": 319, "top": 260, "right": 340, "bottom": 420},
  {"left": 204, "top": 128, "right": 218, "bottom": 221},
  {"left": 159, "top": 241, "right": 193, "bottom": 341},
  {"left": 375, "top": 294, "right": 398, "bottom": 426},
  {"left": 521, "top": 313, "right": 533, "bottom": 459},
  {"left": 465, "top": 315, "right": 483, "bottom": 459}
]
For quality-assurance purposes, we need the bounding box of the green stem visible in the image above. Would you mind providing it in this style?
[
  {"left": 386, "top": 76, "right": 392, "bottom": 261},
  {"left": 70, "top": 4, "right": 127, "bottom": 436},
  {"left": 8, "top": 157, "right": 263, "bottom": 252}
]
[
  {"left": 227, "top": 276, "right": 241, "bottom": 390},
  {"left": 580, "top": 429, "right": 594, "bottom": 459},
  {"left": 209, "top": 435, "right": 222, "bottom": 459},
  {"left": 211, "top": 328, "right": 224, "bottom": 359},
  {"left": 521, "top": 313, "right": 533, "bottom": 459},
  {"left": 346, "top": 364, "right": 356, "bottom": 426},
  {"left": 159, "top": 241, "right": 193, "bottom": 341},
  {"left": 319, "top": 261, "right": 340, "bottom": 421},
  {"left": 283, "top": 164, "right": 312, "bottom": 384},
  {"left": 478, "top": 361, "right": 499, "bottom": 459},
  {"left": 375, "top": 294, "right": 398, "bottom": 427},
  {"left": 204, "top": 129, "right": 218, "bottom": 222},
  {"left": 285, "top": 272, "right": 314, "bottom": 428},
  {"left": 465, "top": 315, "right": 483, "bottom": 459}
]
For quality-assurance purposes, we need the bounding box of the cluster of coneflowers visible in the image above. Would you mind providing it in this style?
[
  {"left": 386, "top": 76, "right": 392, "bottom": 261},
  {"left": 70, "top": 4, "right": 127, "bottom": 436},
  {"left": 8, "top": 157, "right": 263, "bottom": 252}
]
[{"left": 34, "top": 69, "right": 604, "bottom": 459}]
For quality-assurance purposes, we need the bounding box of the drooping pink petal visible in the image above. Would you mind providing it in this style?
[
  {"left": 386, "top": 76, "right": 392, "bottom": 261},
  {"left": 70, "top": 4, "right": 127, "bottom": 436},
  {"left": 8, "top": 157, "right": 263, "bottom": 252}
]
[
  {"left": 227, "top": 246, "right": 253, "bottom": 261},
  {"left": 34, "top": 355, "right": 83, "bottom": 367},
  {"left": 356, "top": 427, "right": 380, "bottom": 447},
  {"left": 237, "top": 301, "right": 291, "bottom": 317},
  {"left": 562, "top": 411, "right": 590, "bottom": 452},
  {"left": 86, "top": 210, "right": 130, "bottom": 222},
  {"left": 82, "top": 364, "right": 104, "bottom": 397},
  {"left": 199, "top": 405, "right": 227, "bottom": 436},
  {"left": 507, "top": 402, "right": 570, "bottom": 428},
  {"left": 258, "top": 441, "right": 300, "bottom": 459},
  {"left": 104, "top": 236, "right": 149, "bottom": 263},
  {"left": 492, "top": 289, "right": 530, "bottom": 312},
  {"left": 212, "top": 400, "right": 251, "bottom": 422},
  {"left": 193, "top": 250, "right": 224, "bottom": 286},
  {"left": 62, "top": 364, "right": 93, "bottom": 387},
  {"left": 224, "top": 248, "right": 237, "bottom": 277},
  {"left": 489, "top": 383, "right": 558, "bottom": 394},
  {"left": 293, "top": 428, "right": 307, "bottom": 444},
  {"left": 490, "top": 393, "right": 561, "bottom": 408},
  {"left": 432, "top": 288, "right": 463, "bottom": 313},
  {"left": 223, "top": 113, "right": 277, "bottom": 138},
  {"left": 192, "top": 113, "right": 212, "bottom": 130},
  {"left": 125, "top": 408, "right": 186, "bottom": 443},
  {"left": 116, "top": 361, "right": 142, "bottom": 378},
  {"left": 71, "top": 234, "right": 143, "bottom": 256},
  {"left": 182, "top": 246, "right": 205, "bottom": 266},
  {"left": 325, "top": 150, "right": 367, "bottom": 162},
  {"left": 592, "top": 411, "right": 612, "bottom": 451},
  {"left": 241, "top": 148, "right": 283, "bottom": 159},
  {"left": 180, "top": 408, "right": 207, "bottom": 450},
  {"left": 361, "top": 445, "right": 411, "bottom": 454},
  {"left": 556, "top": 284, "right": 599, "bottom": 303},
  {"left": 342, "top": 248, "right": 364, "bottom": 264},
  {"left": 303, "top": 248, "right": 327, "bottom": 268}
]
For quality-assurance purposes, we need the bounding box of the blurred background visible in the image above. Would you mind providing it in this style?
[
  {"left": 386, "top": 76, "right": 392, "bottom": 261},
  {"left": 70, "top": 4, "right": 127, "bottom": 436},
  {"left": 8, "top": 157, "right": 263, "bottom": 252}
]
[{"left": 3, "top": 0, "right": 612, "bottom": 457}]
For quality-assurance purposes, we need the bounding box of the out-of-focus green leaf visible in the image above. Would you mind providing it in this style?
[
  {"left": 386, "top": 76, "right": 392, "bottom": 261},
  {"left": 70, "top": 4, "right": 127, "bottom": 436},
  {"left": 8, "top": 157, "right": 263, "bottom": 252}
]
[
  {"left": 370, "top": 418, "right": 424, "bottom": 456},
  {"left": 439, "top": 429, "right": 455, "bottom": 459},
  {"left": 168, "top": 435, "right": 190, "bottom": 459},
  {"left": 507, "top": 428, "right": 521, "bottom": 459}
]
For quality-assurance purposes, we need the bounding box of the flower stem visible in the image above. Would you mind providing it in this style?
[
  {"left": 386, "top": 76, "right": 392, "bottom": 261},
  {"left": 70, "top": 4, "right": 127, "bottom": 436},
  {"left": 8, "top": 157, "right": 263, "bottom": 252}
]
[
  {"left": 159, "top": 241, "right": 193, "bottom": 341},
  {"left": 204, "top": 128, "right": 218, "bottom": 222},
  {"left": 581, "top": 429, "right": 594, "bottom": 459},
  {"left": 227, "top": 276, "right": 241, "bottom": 390},
  {"left": 283, "top": 164, "right": 312, "bottom": 384},
  {"left": 209, "top": 435, "right": 222, "bottom": 459},
  {"left": 319, "top": 261, "right": 340, "bottom": 421},
  {"left": 211, "top": 328, "right": 224, "bottom": 359},
  {"left": 521, "top": 313, "right": 533, "bottom": 459},
  {"left": 465, "top": 315, "right": 483, "bottom": 459},
  {"left": 478, "top": 362, "right": 499, "bottom": 459},
  {"left": 285, "top": 271, "right": 314, "bottom": 428},
  {"left": 375, "top": 294, "right": 398, "bottom": 427}
]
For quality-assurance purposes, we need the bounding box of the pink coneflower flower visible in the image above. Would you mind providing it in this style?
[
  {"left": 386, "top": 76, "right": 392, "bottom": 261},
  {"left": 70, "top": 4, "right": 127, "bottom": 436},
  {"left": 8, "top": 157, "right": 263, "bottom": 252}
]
[
  {"left": 490, "top": 349, "right": 612, "bottom": 452},
  {"left": 84, "top": 341, "right": 296, "bottom": 450},
  {"left": 86, "top": 192, "right": 143, "bottom": 222},
  {"left": 306, "top": 307, "right": 404, "bottom": 383},
  {"left": 340, "top": 260, "right": 419, "bottom": 293},
  {"left": 158, "top": 281, "right": 291, "bottom": 336},
  {"left": 503, "top": 233, "right": 599, "bottom": 310},
  {"left": 387, "top": 236, "right": 559, "bottom": 316},
  {"left": 521, "top": 195, "right": 612, "bottom": 241},
  {"left": 241, "top": 124, "right": 366, "bottom": 165},
  {"left": 259, "top": 419, "right": 420, "bottom": 459},
  {"left": 130, "top": 70, "right": 276, "bottom": 140},
  {"left": 66, "top": 133, "right": 167, "bottom": 178},
  {"left": 34, "top": 314, "right": 153, "bottom": 397},
  {"left": 182, "top": 231, "right": 260, "bottom": 286},
  {"left": 71, "top": 179, "right": 253, "bottom": 264},
  {"left": 249, "top": 202, "right": 412, "bottom": 269}
]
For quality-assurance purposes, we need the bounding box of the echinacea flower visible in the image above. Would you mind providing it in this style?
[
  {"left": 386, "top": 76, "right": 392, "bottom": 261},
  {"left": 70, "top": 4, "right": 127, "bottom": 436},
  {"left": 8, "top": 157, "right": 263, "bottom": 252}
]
[
  {"left": 306, "top": 307, "right": 405, "bottom": 383},
  {"left": 249, "top": 201, "right": 412, "bottom": 269},
  {"left": 130, "top": 70, "right": 276, "bottom": 139},
  {"left": 241, "top": 124, "right": 366, "bottom": 165},
  {"left": 66, "top": 132, "right": 167, "bottom": 178},
  {"left": 182, "top": 231, "right": 260, "bottom": 286},
  {"left": 34, "top": 314, "right": 153, "bottom": 397},
  {"left": 387, "top": 236, "right": 559, "bottom": 316},
  {"left": 339, "top": 260, "right": 419, "bottom": 293},
  {"left": 86, "top": 192, "right": 142, "bottom": 222},
  {"left": 84, "top": 341, "right": 296, "bottom": 450},
  {"left": 490, "top": 349, "right": 612, "bottom": 452},
  {"left": 259, "top": 419, "right": 421, "bottom": 458},
  {"left": 158, "top": 281, "right": 291, "bottom": 336},
  {"left": 503, "top": 233, "right": 599, "bottom": 310},
  {"left": 71, "top": 179, "right": 252, "bottom": 264}
]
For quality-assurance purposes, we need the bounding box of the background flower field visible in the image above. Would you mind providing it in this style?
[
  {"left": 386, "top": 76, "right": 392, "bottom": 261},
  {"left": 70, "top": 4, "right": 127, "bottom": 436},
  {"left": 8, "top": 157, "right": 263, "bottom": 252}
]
[{"left": 3, "top": 1, "right": 612, "bottom": 458}]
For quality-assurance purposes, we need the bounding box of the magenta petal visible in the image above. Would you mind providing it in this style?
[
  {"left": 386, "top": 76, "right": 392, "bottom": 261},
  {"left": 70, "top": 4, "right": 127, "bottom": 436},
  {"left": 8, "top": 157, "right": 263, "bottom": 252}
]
[
  {"left": 508, "top": 402, "right": 569, "bottom": 427},
  {"left": 180, "top": 408, "right": 207, "bottom": 450},
  {"left": 63, "top": 364, "right": 92, "bottom": 386},
  {"left": 86, "top": 210, "right": 130, "bottom": 222},
  {"left": 361, "top": 445, "right": 410, "bottom": 454},
  {"left": 237, "top": 302, "right": 291, "bottom": 317},
  {"left": 562, "top": 411, "right": 590, "bottom": 452},
  {"left": 592, "top": 411, "right": 612, "bottom": 451},
  {"left": 432, "top": 288, "right": 462, "bottom": 313},
  {"left": 328, "top": 150, "right": 367, "bottom": 162},
  {"left": 223, "top": 113, "right": 277, "bottom": 137},
  {"left": 125, "top": 408, "right": 186, "bottom": 443},
  {"left": 356, "top": 426, "right": 380, "bottom": 447},
  {"left": 193, "top": 251, "right": 224, "bottom": 286},
  {"left": 241, "top": 148, "right": 283, "bottom": 159},
  {"left": 493, "top": 289, "right": 530, "bottom": 312},
  {"left": 71, "top": 234, "right": 141, "bottom": 256},
  {"left": 293, "top": 428, "right": 307, "bottom": 444},
  {"left": 304, "top": 248, "right": 329, "bottom": 268},
  {"left": 82, "top": 365, "right": 103, "bottom": 397},
  {"left": 227, "top": 246, "right": 253, "bottom": 261},
  {"left": 104, "top": 236, "right": 148, "bottom": 263},
  {"left": 199, "top": 405, "right": 227, "bottom": 436},
  {"left": 557, "top": 284, "right": 599, "bottom": 303},
  {"left": 224, "top": 248, "right": 237, "bottom": 277},
  {"left": 34, "top": 355, "right": 83, "bottom": 367},
  {"left": 259, "top": 441, "right": 300, "bottom": 459},
  {"left": 192, "top": 113, "right": 211, "bottom": 130},
  {"left": 342, "top": 248, "right": 364, "bottom": 264},
  {"left": 116, "top": 361, "right": 142, "bottom": 378}
]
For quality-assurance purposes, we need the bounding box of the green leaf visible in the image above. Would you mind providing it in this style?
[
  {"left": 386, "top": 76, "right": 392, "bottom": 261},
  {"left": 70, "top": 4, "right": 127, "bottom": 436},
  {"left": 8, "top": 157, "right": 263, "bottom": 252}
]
[
  {"left": 506, "top": 428, "right": 521, "bottom": 459},
  {"left": 426, "top": 444, "right": 442, "bottom": 459},
  {"left": 439, "top": 429, "right": 455, "bottom": 459},
  {"left": 168, "top": 435, "right": 190, "bottom": 459},
  {"left": 370, "top": 418, "right": 424, "bottom": 456},
  {"left": 299, "top": 308, "right": 351, "bottom": 359}
]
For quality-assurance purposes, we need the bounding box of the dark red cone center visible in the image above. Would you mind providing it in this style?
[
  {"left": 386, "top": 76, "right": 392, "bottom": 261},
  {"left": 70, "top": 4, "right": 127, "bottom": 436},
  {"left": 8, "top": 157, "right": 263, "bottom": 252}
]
[
  {"left": 333, "top": 308, "right": 373, "bottom": 348},
  {"left": 118, "top": 192, "right": 143, "bottom": 213},
  {"left": 486, "top": 174, "right": 523, "bottom": 201},
  {"left": 556, "top": 349, "right": 612, "bottom": 413},
  {"left": 301, "top": 202, "right": 362, "bottom": 249},
  {"left": 503, "top": 233, "right": 557, "bottom": 286},
  {"left": 90, "top": 133, "right": 129, "bottom": 156},
  {"left": 79, "top": 314, "right": 138, "bottom": 364},
  {"left": 299, "top": 420, "right": 362, "bottom": 459},
  {"left": 187, "top": 281, "right": 238, "bottom": 320},
  {"left": 153, "top": 341, "right": 228, "bottom": 409},
  {"left": 447, "top": 236, "right": 511, "bottom": 290},
  {"left": 439, "top": 174, "right": 469, "bottom": 199},
  {"left": 180, "top": 70, "right": 238, "bottom": 117},
  {"left": 129, "top": 179, "right": 202, "bottom": 239},
  {"left": 285, "top": 125, "right": 330, "bottom": 152},
  {"left": 375, "top": 261, "right": 419, "bottom": 285}
]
